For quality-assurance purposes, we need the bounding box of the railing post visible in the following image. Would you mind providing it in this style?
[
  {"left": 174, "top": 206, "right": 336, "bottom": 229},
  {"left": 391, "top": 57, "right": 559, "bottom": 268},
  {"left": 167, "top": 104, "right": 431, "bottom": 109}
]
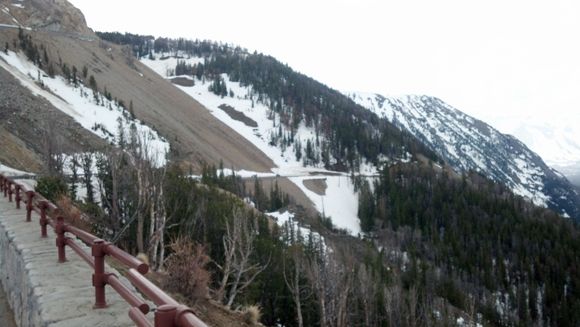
[
  {"left": 15, "top": 184, "right": 21, "bottom": 209},
  {"left": 155, "top": 304, "right": 177, "bottom": 327},
  {"left": 7, "top": 182, "right": 13, "bottom": 202},
  {"left": 55, "top": 216, "right": 67, "bottom": 262},
  {"left": 38, "top": 200, "right": 49, "bottom": 237},
  {"left": 26, "top": 191, "right": 34, "bottom": 222},
  {"left": 92, "top": 239, "right": 108, "bottom": 309}
]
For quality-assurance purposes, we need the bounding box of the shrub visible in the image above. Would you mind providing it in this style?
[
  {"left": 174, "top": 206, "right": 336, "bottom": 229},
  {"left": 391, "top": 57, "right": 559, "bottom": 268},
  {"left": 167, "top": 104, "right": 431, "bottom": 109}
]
[
  {"left": 163, "top": 237, "right": 211, "bottom": 303},
  {"left": 241, "top": 305, "right": 262, "bottom": 326},
  {"left": 35, "top": 175, "right": 68, "bottom": 202},
  {"left": 55, "top": 196, "right": 91, "bottom": 231}
]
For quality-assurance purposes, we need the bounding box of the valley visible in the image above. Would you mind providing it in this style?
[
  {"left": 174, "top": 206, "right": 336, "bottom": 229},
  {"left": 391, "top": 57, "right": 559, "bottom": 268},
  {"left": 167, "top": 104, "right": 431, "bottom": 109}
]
[{"left": 1, "top": 1, "right": 580, "bottom": 326}]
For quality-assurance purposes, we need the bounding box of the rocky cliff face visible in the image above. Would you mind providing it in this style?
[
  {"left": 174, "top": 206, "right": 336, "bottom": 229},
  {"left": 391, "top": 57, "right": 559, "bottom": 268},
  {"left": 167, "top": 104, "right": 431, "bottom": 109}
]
[
  {"left": 0, "top": 0, "right": 93, "bottom": 36},
  {"left": 349, "top": 92, "right": 580, "bottom": 220}
]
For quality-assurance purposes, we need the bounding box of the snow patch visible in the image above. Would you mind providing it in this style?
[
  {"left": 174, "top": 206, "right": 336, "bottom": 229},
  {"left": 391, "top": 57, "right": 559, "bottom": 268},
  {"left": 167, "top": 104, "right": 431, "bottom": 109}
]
[
  {"left": 289, "top": 175, "right": 362, "bottom": 235},
  {"left": 267, "top": 210, "right": 325, "bottom": 249},
  {"left": 0, "top": 163, "right": 36, "bottom": 190}
]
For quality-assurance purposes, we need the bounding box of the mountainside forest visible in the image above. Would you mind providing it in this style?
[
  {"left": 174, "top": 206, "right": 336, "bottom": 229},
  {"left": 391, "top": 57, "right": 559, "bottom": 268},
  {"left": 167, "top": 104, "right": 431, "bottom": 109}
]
[
  {"left": 94, "top": 33, "right": 580, "bottom": 326},
  {"left": 2, "top": 26, "right": 579, "bottom": 327}
]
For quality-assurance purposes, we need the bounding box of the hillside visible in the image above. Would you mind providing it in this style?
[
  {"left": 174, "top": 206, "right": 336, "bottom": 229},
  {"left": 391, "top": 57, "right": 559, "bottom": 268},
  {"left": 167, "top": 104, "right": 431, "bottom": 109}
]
[
  {"left": 1, "top": 4, "right": 275, "bottom": 174},
  {"left": 1, "top": 1, "right": 580, "bottom": 326},
  {"left": 348, "top": 92, "right": 580, "bottom": 220}
]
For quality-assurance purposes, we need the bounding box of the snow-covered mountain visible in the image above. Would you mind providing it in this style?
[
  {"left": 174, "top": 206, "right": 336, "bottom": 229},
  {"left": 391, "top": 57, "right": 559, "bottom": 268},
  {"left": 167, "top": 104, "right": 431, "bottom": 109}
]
[
  {"left": 348, "top": 92, "right": 580, "bottom": 220},
  {"left": 486, "top": 115, "right": 580, "bottom": 187}
]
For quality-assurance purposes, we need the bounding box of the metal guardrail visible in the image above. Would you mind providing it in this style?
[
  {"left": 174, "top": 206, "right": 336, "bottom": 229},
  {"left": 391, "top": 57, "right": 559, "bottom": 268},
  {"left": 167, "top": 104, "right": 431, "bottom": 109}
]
[{"left": 0, "top": 174, "right": 208, "bottom": 327}]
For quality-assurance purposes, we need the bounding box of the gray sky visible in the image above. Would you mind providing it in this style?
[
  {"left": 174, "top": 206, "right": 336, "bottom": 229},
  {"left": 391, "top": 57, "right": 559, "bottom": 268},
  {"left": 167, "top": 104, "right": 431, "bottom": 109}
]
[{"left": 69, "top": 0, "right": 580, "bottom": 126}]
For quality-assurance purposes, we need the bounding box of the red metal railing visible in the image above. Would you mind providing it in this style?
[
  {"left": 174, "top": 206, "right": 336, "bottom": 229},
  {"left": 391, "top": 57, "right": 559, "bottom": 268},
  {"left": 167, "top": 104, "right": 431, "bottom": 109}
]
[{"left": 0, "top": 173, "right": 207, "bottom": 327}]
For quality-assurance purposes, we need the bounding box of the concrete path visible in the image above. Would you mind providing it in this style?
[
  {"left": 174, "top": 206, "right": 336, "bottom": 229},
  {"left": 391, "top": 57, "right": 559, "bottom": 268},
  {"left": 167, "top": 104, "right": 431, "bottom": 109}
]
[{"left": 0, "top": 195, "right": 144, "bottom": 327}]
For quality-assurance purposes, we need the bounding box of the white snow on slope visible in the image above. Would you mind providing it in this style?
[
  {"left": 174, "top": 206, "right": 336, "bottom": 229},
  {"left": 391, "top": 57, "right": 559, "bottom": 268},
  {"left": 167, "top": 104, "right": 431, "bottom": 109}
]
[
  {"left": 142, "top": 55, "right": 205, "bottom": 77},
  {"left": 142, "top": 54, "right": 367, "bottom": 234},
  {"left": 267, "top": 210, "right": 326, "bottom": 249},
  {"left": 0, "top": 50, "right": 169, "bottom": 167},
  {"left": 0, "top": 163, "right": 33, "bottom": 177},
  {"left": 289, "top": 176, "right": 362, "bottom": 235},
  {"left": 0, "top": 162, "right": 36, "bottom": 190},
  {"left": 348, "top": 92, "right": 553, "bottom": 208}
]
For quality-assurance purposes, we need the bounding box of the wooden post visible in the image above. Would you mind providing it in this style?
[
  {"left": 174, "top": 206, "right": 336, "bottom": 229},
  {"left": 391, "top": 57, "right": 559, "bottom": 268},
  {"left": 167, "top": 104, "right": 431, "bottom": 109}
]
[
  {"left": 55, "top": 216, "right": 67, "bottom": 262},
  {"left": 26, "top": 191, "right": 34, "bottom": 222},
  {"left": 14, "top": 184, "right": 21, "bottom": 209},
  {"left": 39, "top": 201, "right": 49, "bottom": 238},
  {"left": 92, "top": 239, "right": 108, "bottom": 309}
]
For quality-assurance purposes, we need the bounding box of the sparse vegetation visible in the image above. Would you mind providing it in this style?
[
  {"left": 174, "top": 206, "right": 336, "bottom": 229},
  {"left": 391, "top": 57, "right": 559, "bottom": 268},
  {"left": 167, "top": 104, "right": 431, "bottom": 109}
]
[
  {"left": 35, "top": 175, "right": 68, "bottom": 203},
  {"left": 163, "top": 237, "right": 211, "bottom": 303}
]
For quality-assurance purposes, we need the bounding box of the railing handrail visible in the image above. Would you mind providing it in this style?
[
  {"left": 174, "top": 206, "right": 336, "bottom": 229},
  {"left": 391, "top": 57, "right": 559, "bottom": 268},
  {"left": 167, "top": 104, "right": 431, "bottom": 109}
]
[{"left": 0, "top": 173, "right": 208, "bottom": 327}]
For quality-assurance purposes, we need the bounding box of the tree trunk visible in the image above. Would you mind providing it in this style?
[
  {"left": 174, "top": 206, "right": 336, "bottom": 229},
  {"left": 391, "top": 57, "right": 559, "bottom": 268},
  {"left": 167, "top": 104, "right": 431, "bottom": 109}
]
[{"left": 136, "top": 169, "right": 145, "bottom": 253}]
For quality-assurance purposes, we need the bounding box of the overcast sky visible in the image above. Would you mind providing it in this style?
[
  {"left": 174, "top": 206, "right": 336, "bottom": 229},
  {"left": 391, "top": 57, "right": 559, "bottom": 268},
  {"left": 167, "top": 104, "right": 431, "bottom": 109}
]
[{"left": 69, "top": 0, "right": 579, "bottom": 126}]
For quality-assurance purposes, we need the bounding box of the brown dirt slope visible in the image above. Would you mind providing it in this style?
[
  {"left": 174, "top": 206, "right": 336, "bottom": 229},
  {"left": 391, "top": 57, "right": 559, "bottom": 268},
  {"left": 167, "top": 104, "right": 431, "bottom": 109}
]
[
  {"left": 0, "top": 2, "right": 311, "bottom": 209},
  {"left": 0, "top": 65, "right": 107, "bottom": 173},
  {"left": 0, "top": 27, "right": 274, "bottom": 172}
]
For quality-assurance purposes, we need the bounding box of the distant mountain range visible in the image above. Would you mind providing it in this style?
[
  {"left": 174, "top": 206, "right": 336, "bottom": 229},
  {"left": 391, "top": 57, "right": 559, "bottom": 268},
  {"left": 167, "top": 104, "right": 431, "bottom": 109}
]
[
  {"left": 348, "top": 92, "right": 580, "bottom": 220},
  {"left": 485, "top": 114, "right": 580, "bottom": 187}
]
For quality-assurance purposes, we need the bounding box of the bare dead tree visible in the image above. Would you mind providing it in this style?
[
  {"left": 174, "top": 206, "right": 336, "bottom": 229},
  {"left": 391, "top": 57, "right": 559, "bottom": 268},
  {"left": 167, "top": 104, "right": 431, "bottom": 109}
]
[
  {"left": 95, "top": 125, "right": 169, "bottom": 268},
  {"left": 215, "top": 209, "right": 236, "bottom": 303},
  {"left": 407, "top": 285, "right": 420, "bottom": 327},
  {"left": 383, "top": 283, "right": 403, "bottom": 327},
  {"left": 147, "top": 166, "right": 168, "bottom": 270},
  {"left": 356, "top": 265, "right": 378, "bottom": 327},
  {"left": 69, "top": 153, "right": 79, "bottom": 200},
  {"left": 42, "top": 118, "right": 65, "bottom": 176},
  {"left": 305, "top": 245, "right": 355, "bottom": 327},
  {"left": 282, "top": 221, "right": 311, "bottom": 327},
  {"left": 215, "top": 206, "right": 269, "bottom": 307}
]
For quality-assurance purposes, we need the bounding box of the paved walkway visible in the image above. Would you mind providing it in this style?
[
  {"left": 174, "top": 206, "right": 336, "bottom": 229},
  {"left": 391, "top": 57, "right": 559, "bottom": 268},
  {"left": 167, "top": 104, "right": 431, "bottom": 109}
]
[{"left": 0, "top": 195, "right": 141, "bottom": 327}]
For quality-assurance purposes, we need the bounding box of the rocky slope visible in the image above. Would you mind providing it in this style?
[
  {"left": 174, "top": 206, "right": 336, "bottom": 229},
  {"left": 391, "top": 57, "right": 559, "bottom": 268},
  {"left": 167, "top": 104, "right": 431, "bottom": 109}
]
[
  {"left": 0, "top": 0, "right": 93, "bottom": 36},
  {"left": 0, "top": 1, "right": 276, "bottom": 173},
  {"left": 348, "top": 92, "right": 580, "bottom": 220},
  {"left": 0, "top": 64, "right": 107, "bottom": 172}
]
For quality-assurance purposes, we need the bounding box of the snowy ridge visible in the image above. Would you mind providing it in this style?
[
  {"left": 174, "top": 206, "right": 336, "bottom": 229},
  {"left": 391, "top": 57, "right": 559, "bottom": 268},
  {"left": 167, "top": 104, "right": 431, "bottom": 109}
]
[
  {"left": 348, "top": 92, "right": 580, "bottom": 220},
  {"left": 142, "top": 53, "right": 374, "bottom": 235},
  {"left": 0, "top": 50, "right": 169, "bottom": 167}
]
